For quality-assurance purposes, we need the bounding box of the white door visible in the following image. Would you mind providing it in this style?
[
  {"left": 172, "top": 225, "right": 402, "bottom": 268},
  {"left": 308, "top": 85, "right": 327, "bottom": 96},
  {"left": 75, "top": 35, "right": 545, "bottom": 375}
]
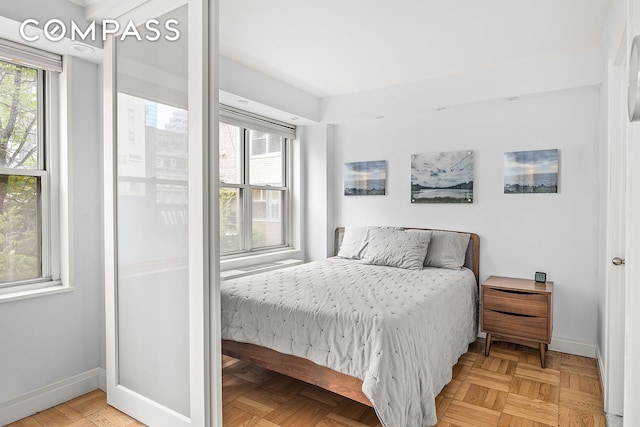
[
  {"left": 626, "top": 40, "right": 640, "bottom": 427},
  {"left": 604, "top": 29, "right": 627, "bottom": 417},
  {"left": 104, "top": 1, "right": 221, "bottom": 426},
  {"left": 626, "top": 110, "right": 640, "bottom": 427}
]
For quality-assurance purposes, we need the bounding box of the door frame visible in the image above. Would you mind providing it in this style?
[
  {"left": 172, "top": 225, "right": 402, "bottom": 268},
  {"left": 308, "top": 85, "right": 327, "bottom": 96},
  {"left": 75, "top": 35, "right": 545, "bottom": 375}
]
[
  {"left": 624, "top": 3, "right": 640, "bottom": 424},
  {"left": 103, "top": 0, "right": 220, "bottom": 425},
  {"left": 603, "top": 24, "right": 627, "bottom": 417}
]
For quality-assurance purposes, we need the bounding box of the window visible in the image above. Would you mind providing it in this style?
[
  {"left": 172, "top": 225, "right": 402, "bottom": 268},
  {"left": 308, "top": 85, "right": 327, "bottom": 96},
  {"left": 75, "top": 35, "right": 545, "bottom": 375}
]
[
  {"left": 219, "top": 107, "right": 295, "bottom": 256},
  {"left": 251, "top": 136, "right": 267, "bottom": 156},
  {"left": 0, "top": 40, "right": 62, "bottom": 296}
]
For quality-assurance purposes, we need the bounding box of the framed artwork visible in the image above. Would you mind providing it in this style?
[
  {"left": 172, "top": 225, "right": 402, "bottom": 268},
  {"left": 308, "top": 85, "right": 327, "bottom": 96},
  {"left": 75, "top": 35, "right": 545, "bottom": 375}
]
[
  {"left": 344, "top": 160, "right": 386, "bottom": 196},
  {"left": 504, "top": 149, "right": 558, "bottom": 193},
  {"left": 411, "top": 150, "right": 473, "bottom": 203}
]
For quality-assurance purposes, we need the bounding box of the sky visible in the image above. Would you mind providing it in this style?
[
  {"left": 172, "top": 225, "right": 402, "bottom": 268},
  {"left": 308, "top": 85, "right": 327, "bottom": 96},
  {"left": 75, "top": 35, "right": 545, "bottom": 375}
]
[
  {"left": 156, "top": 103, "right": 183, "bottom": 129},
  {"left": 504, "top": 149, "right": 559, "bottom": 176},
  {"left": 411, "top": 151, "right": 473, "bottom": 188}
]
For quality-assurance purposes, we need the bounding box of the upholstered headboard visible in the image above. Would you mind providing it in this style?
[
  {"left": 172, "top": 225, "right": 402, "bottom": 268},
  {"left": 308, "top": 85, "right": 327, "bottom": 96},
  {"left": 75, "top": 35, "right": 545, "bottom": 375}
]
[{"left": 333, "top": 227, "right": 480, "bottom": 285}]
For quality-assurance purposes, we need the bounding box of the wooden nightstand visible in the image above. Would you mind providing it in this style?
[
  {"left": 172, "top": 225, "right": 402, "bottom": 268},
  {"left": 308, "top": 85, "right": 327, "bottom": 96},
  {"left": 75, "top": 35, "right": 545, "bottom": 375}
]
[{"left": 481, "top": 275, "right": 553, "bottom": 368}]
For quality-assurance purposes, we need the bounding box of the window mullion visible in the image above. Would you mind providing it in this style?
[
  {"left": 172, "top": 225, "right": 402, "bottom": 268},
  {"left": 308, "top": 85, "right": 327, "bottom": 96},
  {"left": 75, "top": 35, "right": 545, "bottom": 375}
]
[
  {"left": 37, "top": 69, "right": 45, "bottom": 171},
  {"left": 243, "top": 128, "right": 253, "bottom": 252},
  {"left": 250, "top": 185, "right": 287, "bottom": 191},
  {"left": 40, "top": 174, "right": 50, "bottom": 278},
  {"left": 46, "top": 71, "right": 60, "bottom": 282},
  {"left": 283, "top": 139, "right": 290, "bottom": 247},
  {"left": 0, "top": 169, "right": 47, "bottom": 177},
  {"left": 38, "top": 69, "right": 50, "bottom": 278},
  {"left": 282, "top": 138, "right": 287, "bottom": 188},
  {"left": 218, "top": 183, "right": 243, "bottom": 189}
]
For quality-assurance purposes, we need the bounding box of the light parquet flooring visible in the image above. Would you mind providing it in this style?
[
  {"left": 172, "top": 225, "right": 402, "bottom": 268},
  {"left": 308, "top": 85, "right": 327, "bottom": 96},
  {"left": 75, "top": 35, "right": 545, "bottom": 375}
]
[
  {"left": 9, "top": 339, "right": 606, "bottom": 427},
  {"left": 439, "top": 339, "right": 605, "bottom": 427},
  {"left": 7, "top": 389, "right": 145, "bottom": 427},
  {"left": 221, "top": 339, "right": 606, "bottom": 427}
]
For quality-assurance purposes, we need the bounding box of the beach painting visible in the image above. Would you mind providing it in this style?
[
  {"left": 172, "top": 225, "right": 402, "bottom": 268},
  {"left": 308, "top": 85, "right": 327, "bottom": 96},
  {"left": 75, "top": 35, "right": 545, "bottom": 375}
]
[
  {"left": 504, "top": 149, "right": 558, "bottom": 194},
  {"left": 344, "top": 160, "right": 386, "bottom": 196},
  {"left": 411, "top": 151, "right": 474, "bottom": 203}
]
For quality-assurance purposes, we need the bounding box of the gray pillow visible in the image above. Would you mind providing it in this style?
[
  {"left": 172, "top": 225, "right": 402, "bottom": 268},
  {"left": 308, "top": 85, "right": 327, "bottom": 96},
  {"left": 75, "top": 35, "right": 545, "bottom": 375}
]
[
  {"left": 337, "top": 226, "right": 369, "bottom": 259},
  {"left": 361, "top": 228, "right": 431, "bottom": 270},
  {"left": 424, "top": 230, "right": 470, "bottom": 269}
]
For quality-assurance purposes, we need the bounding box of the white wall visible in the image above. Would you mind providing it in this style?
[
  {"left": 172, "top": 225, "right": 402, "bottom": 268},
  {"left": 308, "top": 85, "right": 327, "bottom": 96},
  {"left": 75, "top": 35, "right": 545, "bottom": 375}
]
[
  {"left": 0, "top": 55, "right": 103, "bottom": 405},
  {"left": 324, "top": 87, "right": 601, "bottom": 351},
  {"left": 220, "top": 57, "right": 320, "bottom": 123},
  {"left": 0, "top": 3, "right": 103, "bottom": 422},
  {"left": 301, "top": 124, "right": 335, "bottom": 261}
]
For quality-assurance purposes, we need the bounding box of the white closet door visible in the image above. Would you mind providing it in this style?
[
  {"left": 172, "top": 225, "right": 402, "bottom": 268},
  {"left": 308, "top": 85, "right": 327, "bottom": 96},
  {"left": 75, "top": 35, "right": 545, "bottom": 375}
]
[
  {"left": 104, "top": 1, "right": 220, "bottom": 426},
  {"left": 603, "top": 27, "right": 626, "bottom": 418}
]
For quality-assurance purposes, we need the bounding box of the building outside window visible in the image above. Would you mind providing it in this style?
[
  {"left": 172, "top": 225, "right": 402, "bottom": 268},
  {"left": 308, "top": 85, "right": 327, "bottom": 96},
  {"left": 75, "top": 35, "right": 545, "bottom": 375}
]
[{"left": 115, "top": 93, "right": 189, "bottom": 263}]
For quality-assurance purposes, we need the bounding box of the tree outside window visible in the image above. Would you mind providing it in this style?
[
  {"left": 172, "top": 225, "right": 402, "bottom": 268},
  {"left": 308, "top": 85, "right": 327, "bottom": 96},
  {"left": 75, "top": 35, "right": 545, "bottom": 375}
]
[{"left": 0, "top": 61, "right": 41, "bottom": 284}]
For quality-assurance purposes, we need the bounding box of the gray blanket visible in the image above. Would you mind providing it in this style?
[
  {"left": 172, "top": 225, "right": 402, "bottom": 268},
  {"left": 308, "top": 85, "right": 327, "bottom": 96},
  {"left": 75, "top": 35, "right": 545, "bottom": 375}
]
[{"left": 221, "top": 258, "right": 478, "bottom": 426}]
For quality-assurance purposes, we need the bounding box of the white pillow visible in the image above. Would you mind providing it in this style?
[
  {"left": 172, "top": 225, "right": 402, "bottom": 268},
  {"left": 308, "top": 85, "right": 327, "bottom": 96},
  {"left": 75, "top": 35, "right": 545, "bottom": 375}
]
[
  {"left": 361, "top": 228, "right": 431, "bottom": 270},
  {"left": 424, "top": 230, "right": 470, "bottom": 270},
  {"left": 337, "top": 226, "right": 369, "bottom": 259}
]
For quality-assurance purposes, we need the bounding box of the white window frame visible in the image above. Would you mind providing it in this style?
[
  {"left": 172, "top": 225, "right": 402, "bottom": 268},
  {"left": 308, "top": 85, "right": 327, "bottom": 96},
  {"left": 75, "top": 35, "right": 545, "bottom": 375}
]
[
  {"left": 219, "top": 127, "right": 290, "bottom": 256},
  {"left": 0, "top": 42, "right": 69, "bottom": 302},
  {"left": 219, "top": 106, "right": 296, "bottom": 259}
]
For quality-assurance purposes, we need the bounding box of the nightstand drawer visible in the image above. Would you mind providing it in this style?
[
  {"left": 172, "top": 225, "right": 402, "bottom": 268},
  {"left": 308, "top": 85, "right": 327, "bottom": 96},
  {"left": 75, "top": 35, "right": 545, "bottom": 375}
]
[
  {"left": 483, "top": 309, "right": 548, "bottom": 341},
  {"left": 483, "top": 287, "right": 548, "bottom": 317}
]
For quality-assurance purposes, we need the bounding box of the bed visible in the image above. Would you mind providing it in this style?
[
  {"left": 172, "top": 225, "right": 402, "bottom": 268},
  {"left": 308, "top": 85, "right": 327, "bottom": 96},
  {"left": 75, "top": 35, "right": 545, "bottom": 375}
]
[{"left": 221, "top": 227, "right": 480, "bottom": 426}]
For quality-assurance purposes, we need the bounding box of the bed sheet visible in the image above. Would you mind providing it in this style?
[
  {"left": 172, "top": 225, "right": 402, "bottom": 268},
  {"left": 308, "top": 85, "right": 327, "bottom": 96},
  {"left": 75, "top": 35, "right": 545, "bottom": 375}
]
[{"left": 221, "top": 258, "right": 478, "bottom": 426}]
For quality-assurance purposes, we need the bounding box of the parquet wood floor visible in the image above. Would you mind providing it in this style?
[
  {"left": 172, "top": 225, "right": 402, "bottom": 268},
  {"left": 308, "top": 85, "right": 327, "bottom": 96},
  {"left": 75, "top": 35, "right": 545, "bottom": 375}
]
[
  {"left": 221, "top": 338, "right": 606, "bottom": 427},
  {"left": 7, "top": 389, "right": 145, "bottom": 427},
  {"left": 9, "top": 339, "right": 606, "bottom": 426}
]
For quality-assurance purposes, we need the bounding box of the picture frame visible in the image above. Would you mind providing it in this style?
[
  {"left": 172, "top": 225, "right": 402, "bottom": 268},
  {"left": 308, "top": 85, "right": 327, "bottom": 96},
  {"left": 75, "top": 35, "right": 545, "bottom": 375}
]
[
  {"left": 504, "top": 149, "right": 559, "bottom": 194},
  {"left": 343, "top": 160, "right": 386, "bottom": 196},
  {"left": 411, "top": 150, "right": 474, "bottom": 203}
]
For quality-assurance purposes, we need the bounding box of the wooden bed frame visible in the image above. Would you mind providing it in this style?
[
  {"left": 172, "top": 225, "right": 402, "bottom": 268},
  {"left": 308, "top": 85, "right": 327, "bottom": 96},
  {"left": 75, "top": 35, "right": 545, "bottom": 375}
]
[{"left": 221, "top": 227, "right": 480, "bottom": 407}]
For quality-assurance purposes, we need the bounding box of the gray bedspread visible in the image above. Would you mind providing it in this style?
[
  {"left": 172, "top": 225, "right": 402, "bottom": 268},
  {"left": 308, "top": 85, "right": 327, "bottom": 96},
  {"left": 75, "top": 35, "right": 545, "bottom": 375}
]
[{"left": 221, "top": 258, "right": 478, "bottom": 426}]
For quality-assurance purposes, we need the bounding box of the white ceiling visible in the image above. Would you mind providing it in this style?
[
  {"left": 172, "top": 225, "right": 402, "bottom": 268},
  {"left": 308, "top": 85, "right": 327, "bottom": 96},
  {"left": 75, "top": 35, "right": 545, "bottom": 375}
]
[
  {"left": 220, "top": 0, "right": 613, "bottom": 97},
  {"left": 72, "top": 0, "right": 613, "bottom": 98}
]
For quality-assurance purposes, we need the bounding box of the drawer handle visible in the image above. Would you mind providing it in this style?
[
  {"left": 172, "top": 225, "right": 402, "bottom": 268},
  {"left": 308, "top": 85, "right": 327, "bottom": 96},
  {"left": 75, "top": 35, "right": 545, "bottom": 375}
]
[
  {"left": 492, "top": 309, "right": 537, "bottom": 318},
  {"left": 491, "top": 289, "right": 535, "bottom": 296}
]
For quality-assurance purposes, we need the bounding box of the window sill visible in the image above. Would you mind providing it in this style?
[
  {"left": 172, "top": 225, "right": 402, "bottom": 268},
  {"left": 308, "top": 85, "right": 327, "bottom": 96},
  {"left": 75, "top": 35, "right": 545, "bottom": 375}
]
[
  {"left": 220, "top": 248, "right": 303, "bottom": 280},
  {"left": 221, "top": 259, "right": 304, "bottom": 281},
  {"left": 0, "top": 281, "right": 73, "bottom": 304}
]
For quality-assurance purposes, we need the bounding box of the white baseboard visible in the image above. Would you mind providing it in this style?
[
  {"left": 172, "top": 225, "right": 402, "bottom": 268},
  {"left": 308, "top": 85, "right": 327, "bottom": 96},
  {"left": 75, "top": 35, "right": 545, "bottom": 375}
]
[
  {"left": 477, "top": 332, "right": 596, "bottom": 358},
  {"left": 549, "top": 337, "right": 597, "bottom": 358},
  {"left": 99, "top": 368, "right": 107, "bottom": 392},
  {"left": 0, "top": 367, "right": 106, "bottom": 426},
  {"left": 596, "top": 344, "right": 606, "bottom": 392},
  {"left": 605, "top": 413, "right": 624, "bottom": 427}
]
